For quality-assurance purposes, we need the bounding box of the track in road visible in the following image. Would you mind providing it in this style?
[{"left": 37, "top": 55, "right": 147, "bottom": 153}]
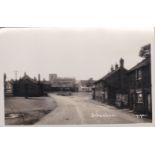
[{"left": 35, "top": 93, "right": 151, "bottom": 125}]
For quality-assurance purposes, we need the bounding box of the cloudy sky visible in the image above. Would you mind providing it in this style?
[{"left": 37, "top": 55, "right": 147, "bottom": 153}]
[{"left": 0, "top": 27, "right": 153, "bottom": 81}]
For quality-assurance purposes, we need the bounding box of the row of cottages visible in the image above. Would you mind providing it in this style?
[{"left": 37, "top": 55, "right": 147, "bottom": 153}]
[
  {"left": 93, "top": 44, "right": 152, "bottom": 116},
  {"left": 93, "top": 58, "right": 128, "bottom": 108}
]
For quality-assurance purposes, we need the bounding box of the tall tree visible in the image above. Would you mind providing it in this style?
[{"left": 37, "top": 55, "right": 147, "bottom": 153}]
[{"left": 139, "top": 44, "right": 151, "bottom": 58}]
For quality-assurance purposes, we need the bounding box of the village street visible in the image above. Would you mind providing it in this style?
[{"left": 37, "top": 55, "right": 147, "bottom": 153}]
[{"left": 35, "top": 93, "right": 151, "bottom": 125}]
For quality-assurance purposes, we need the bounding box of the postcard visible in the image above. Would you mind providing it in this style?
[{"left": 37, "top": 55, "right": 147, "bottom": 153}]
[{"left": 0, "top": 27, "right": 154, "bottom": 126}]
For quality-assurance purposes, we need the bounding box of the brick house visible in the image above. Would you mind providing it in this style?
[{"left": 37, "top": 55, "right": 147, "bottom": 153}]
[
  {"left": 93, "top": 58, "right": 128, "bottom": 108},
  {"left": 128, "top": 44, "right": 151, "bottom": 115}
]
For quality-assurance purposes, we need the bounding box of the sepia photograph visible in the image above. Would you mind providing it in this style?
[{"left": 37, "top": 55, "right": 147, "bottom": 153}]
[{"left": 0, "top": 27, "right": 153, "bottom": 126}]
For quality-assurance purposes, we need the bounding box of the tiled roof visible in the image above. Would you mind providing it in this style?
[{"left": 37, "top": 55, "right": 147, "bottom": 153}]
[
  {"left": 129, "top": 58, "right": 150, "bottom": 72},
  {"left": 95, "top": 68, "right": 123, "bottom": 84},
  {"left": 102, "top": 68, "right": 119, "bottom": 80}
]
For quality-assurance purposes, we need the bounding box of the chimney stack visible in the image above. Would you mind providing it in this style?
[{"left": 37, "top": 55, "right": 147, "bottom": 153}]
[
  {"left": 111, "top": 65, "right": 114, "bottom": 72},
  {"left": 115, "top": 63, "right": 119, "bottom": 70},
  {"left": 120, "top": 58, "right": 124, "bottom": 68},
  {"left": 38, "top": 74, "right": 41, "bottom": 82},
  {"left": 4, "top": 73, "right": 7, "bottom": 81},
  {"left": 24, "top": 72, "right": 27, "bottom": 76}
]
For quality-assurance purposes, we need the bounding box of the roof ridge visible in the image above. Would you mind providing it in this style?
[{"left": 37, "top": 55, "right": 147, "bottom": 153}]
[
  {"left": 95, "top": 67, "right": 127, "bottom": 84},
  {"left": 129, "top": 58, "right": 150, "bottom": 72}
]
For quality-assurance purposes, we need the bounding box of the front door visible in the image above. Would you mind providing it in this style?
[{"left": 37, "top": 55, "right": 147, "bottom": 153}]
[{"left": 130, "top": 94, "right": 135, "bottom": 110}]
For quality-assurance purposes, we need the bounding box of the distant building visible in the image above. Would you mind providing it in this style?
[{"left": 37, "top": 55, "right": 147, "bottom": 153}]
[
  {"left": 49, "top": 74, "right": 57, "bottom": 84},
  {"left": 13, "top": 73, "right": 45, "bottom": 97},
  {"left": 78, "top": 78, "right": 95, "bottom": 92},
  {"left": 4, "top": 73, "right": 13, "bottom": 97},
  {"left": 128, "top": 44, "right": 151, "bottom": 115},
  {"left": 49, "top": 74, "right": 78, "bottom": 92},
  {"left": 93, "top": 58, "right": 128, "bottom": 108},
  {"left": 5, "top": 80, "right": 14, "bottom": 97},
  {"left": 42, "top": 80, "right": 51, "bottom": 92}
]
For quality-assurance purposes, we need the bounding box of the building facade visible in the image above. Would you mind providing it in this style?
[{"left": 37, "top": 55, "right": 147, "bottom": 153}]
[
  {"left": 93, "top": 58, "right": 128, "bottom": 108},
  {"left": 5, "top": 81, "right": 13, "bottom": 96},
  {"left": 49, "top": 74, "right": 78, "bottom": 92},
  {"left": 78, "top": 78, "right": 95, "bottom": 92},
  {"left": 93, "top": 44, "right": 152, "bottom": 116},
  {"left": 128, "top": 44, "right": 151, "bottom": 115}
]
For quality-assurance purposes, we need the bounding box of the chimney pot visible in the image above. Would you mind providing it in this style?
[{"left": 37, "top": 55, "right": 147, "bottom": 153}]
[
  {"left": 111, "top": 65, "right": 114, "bottom": 72},
  {"left": 38, "top": 74, "right": 41, "bottom": 82},
  {"left": 120, "top": 58, "right": 124, "bottom": 68},
  {"left": 115, "top": 63, "right": 119, "bottom": 70}
]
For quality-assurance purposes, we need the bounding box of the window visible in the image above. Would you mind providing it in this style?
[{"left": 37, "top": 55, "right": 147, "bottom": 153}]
[
  {"left": 116, "top": 94, "right": 121, "bottom": 101},
  {"left": 122, "top": 95, "right": 128, "bottom": 104},
  {"left": 136, "top": 69, "right": 142, "bottom": 80},
  {"left": 137, "top": 93, "right": 143, "bottom": 103}
]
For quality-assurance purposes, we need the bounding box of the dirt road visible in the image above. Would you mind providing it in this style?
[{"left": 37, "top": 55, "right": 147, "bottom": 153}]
[{"left": 35, "top": 93, "right": 151, "bottom": 125}]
